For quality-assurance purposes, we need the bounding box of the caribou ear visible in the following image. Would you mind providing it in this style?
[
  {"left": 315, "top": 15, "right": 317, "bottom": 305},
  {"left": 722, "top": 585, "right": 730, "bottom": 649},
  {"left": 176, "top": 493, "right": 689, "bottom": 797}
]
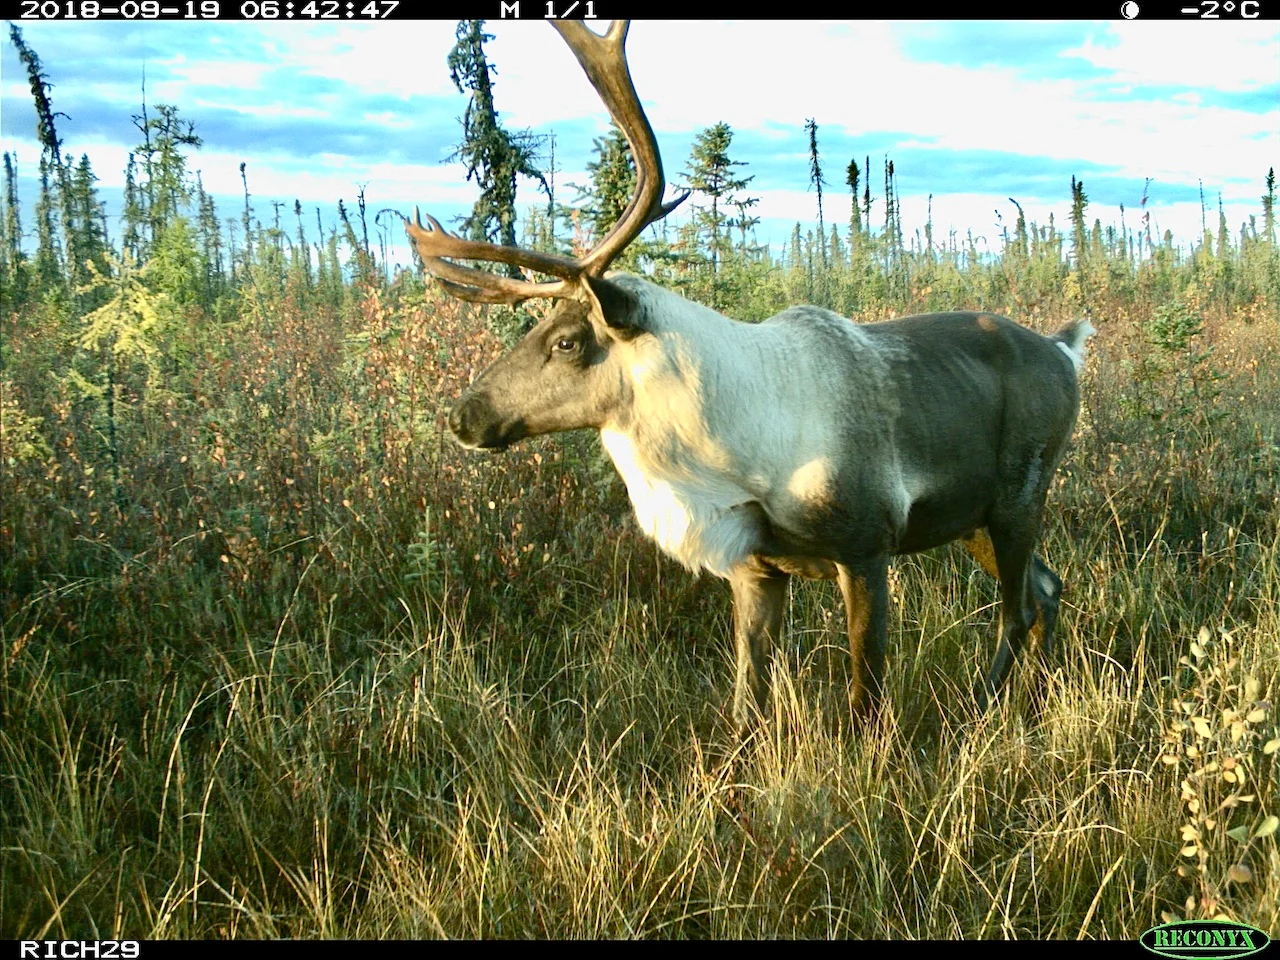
[{"left": 582, "top": 275, "right": 645, "bottom": 335}]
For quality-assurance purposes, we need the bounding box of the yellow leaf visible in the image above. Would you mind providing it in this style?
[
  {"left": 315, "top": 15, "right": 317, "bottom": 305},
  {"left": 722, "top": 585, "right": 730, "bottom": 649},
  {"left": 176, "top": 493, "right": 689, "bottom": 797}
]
[
  {"left": 1254, "top": 815, "right": 1279, "bottom": 839},
  {"left": 1223, "top": 770, "right": 1237, "bottom": 783},
  {"left": 1263, "top": 738, "right": 1280, "bottom": 756},
  {"left": 1161, "top": 754, "right": 1180, "bottom": 765},
  {"left": 1227, "top": 864, "right": 1252, "bottom": 883},
  {"left": 1245, "top": 708, "right": 1266, "bottom": 723},
  {"left": 1193, "top": 717, "right": 1212, "bottom": 738},
  {"left": 1181, "top": 844, "right": 1199, "bottom": 857}
]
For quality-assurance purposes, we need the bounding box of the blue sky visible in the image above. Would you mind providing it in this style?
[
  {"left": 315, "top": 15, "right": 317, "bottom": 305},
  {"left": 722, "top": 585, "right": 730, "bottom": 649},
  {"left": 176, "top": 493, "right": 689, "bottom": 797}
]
[{"left": 2, "top": 19, "right": 1277, "bottom": 271}]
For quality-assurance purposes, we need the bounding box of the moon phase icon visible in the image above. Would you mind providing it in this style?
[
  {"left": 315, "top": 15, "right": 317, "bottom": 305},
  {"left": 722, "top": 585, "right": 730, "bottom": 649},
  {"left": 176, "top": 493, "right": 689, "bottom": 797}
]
[{"left": 1121, "top": 1, "right": 1140, "bottom": 16}]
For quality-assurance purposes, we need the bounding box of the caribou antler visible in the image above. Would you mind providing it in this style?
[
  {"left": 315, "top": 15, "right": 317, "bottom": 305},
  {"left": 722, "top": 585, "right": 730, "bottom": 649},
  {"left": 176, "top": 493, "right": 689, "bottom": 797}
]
[
  {"left": 551, "top": 21, "right": 688, "bottom": 276},
  {"left": 407, "top": 210, "right": 579, "bottom": 304},
  {"left": 407, "top": 20, "right": 688, "bottom": 305}
]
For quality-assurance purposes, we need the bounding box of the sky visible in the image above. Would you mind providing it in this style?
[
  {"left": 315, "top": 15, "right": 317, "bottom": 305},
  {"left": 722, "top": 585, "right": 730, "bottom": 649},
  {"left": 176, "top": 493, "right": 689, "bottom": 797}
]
[{"left": 2, "top": 19, "right": 1277, "bottom": 272}]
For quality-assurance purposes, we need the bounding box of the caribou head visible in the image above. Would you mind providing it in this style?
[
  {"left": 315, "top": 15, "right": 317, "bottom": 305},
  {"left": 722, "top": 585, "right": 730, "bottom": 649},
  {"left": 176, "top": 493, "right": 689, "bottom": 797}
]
[{"left": 408, "top": 21, "right": 687, "bottom": 452}]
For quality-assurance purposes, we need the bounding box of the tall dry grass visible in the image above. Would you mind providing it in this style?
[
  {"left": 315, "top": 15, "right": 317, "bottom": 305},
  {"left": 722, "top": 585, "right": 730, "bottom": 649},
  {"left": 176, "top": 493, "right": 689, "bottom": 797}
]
[{"left": 2, "top": 273, "right": 1277, "bottom": 938}]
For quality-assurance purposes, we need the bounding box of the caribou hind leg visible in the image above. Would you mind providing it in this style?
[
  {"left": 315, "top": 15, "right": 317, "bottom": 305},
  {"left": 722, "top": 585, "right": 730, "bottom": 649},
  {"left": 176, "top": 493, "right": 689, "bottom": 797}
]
[
  {"left": 1027, "top": 554, "right": 1063, "bottom": 662},
  {"left": 961, "top": 524, "right": 1063, "bottom": 712},
  {"left": 960, "top": 530, "right": 1063, "bottom": 654}
]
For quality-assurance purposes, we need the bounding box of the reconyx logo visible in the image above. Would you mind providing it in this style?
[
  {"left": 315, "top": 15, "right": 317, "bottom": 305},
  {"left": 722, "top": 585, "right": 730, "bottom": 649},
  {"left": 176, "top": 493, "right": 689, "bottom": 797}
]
[{"left": 1140, "top": 920, "right": 1271, "bottom": 960}]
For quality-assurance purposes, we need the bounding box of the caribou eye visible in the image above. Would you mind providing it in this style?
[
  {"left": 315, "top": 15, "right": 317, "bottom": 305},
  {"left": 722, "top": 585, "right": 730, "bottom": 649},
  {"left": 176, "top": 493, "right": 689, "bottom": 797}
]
[{"left": 553, "top": 337, "right": 579, "bottom": 354}]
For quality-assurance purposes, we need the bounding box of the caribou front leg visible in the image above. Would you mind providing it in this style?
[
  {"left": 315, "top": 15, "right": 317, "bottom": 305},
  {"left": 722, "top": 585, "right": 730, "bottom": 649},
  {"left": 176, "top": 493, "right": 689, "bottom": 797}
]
[
  {"left": 837, "top": 558, "right": 889, "bottom": 720},
  {"left": 728, "top": 560, "right": 790, "bottom": 730}
]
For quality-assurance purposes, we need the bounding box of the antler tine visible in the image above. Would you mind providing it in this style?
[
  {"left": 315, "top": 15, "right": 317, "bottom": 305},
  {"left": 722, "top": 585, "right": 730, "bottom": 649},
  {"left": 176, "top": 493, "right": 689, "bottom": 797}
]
[
  {"left": 434, "top": 276, "right": 535, "bottom": 305},
  {"left": 423, "top": 254, "right": 572, "bottom": 305},
  {"left": 552, "top": 20, "right": 688, "bottom": 277},
  {"left": 654, "top": 189, "right": 692, "bottom": 223},
  {"left": 407, "top": 208, "right": 576, "bottom": 304}
]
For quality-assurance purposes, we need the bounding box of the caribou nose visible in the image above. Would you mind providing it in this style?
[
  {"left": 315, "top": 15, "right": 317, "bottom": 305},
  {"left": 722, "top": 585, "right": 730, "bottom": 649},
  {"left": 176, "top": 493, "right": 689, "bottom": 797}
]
[
  {"left": 448, "top": 392, "right": 496, "bottom": 448},
  {"left": 447, "top": 399, "right": 467, "bottom": 439}
]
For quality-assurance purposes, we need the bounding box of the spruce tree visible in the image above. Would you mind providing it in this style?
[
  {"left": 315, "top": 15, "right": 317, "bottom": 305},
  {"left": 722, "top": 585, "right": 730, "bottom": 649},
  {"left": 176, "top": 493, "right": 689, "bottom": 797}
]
[
  {"left": 683, "top": 122, "right": 754, "bottom": 307},
  {"left": 1261, "top": 167, "right": 1275, "bottom": 245},
  {"left": 581, "top": 122, "right": 635, "bottom": 245},
  {"left": 195, "top": 172, "right": 224, "bottom": 306},
  {"left": 8, "top": 25, "right": 64, "bottom": 166},
  {"left": 728, "top": 197, "right": 760, "bottom": 255},
  {"left": 240, "top": 161, "right": 253, "bottom": 278},
  {"left": 2, "top": 153, "right": 25, "bottom": 307},
  {"left": 883, "top": 157, "right": 897, "bottom": 265},
  {"left": 924, "top": 193, "right": 935, "bottom": 265},
  {"left": 1009, "top": 197, "right": 1028, "bottom": 261},
  {"left": 447, "top": 20, "right": 548, "bottom": 277},
  {"left": 33, "top": 157, "right": 61, "bottom": 289},
  {"left": 862, "top": 154, "right": 873, "bottom": 239},
  {"left": 144, "top": 105, "right": 201, "bottom": 239},
  {"left": 68, "top": 154, "right": 109, "bottom": 296},
  {"left": 1069, "top": 175, "right": 1089, "bottom": 272},
  {"left": 292, "top": 199, "right": 312, "bottom": 291},
  {"left": 122, "top": 154, "right": 145, "bottom": 262},
  {"left": 10, "top": 25, "right": 73, "bottom": 293},
  {"left": 846, "top": 158, "right": 861, "bottom": 262},
  {"left": 1216, "top": 194, "right": 1230, "bottom": 261},
  {"left": 338, "top": 198, "right": 375, "bottom": 286},
  {"left": 805, "top": 119, "right": 826, "bottom": 269}
]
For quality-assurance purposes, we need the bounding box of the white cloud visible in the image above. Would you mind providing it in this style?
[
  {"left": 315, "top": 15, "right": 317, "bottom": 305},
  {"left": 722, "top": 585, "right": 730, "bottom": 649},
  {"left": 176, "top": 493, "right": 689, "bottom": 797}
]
[
  {"left": 259, "top": 22, "right": 463, "bottom": 100},
  {"left": 481, "top": 20, "right": 906, "bottom": 133},
  {"left": 1064, "top": 21, "right": 1280, "bottom": 91},
  {"left": 155, "top": 56, "right": 275, "bottom": 93}
]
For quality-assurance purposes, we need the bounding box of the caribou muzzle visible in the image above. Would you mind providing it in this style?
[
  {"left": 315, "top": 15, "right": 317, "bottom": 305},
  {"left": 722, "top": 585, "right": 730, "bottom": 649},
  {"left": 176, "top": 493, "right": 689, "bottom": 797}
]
[{"left": 448, "top": 391, "right": 523, "bottom": 451}]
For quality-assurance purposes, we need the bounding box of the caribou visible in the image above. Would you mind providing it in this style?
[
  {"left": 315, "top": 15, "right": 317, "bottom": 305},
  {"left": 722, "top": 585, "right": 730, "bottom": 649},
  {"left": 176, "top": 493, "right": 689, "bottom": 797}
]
[{"left": 408, "top": 21, "right": 1093, "bottom": 729}]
